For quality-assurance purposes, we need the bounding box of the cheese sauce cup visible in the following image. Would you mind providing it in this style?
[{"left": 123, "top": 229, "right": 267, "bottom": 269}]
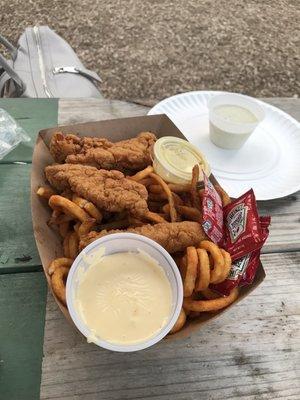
[
  {"left": 208, "top": 93, "right": 265, "bottom": 149},
  {"left": 153, "top": 136, "right": 211, "bottom": 184},
  {"left": 66, "top": 233, "right": 183, "bottom": 352}
]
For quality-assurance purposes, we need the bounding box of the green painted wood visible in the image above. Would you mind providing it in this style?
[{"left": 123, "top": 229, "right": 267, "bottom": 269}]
[
  {"left": 0, "top": 99, "right": 58, "bottom": 163},
  {"left": 0, "top": 164, "right": 41, "bottom": 273},
  {"left": 0, "top": 272, "right": 47, "bottom": 400}
]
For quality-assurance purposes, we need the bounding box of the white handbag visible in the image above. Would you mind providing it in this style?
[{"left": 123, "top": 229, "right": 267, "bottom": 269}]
[{"left": 0, "top": 26, "right": 103, "bottom": 98}]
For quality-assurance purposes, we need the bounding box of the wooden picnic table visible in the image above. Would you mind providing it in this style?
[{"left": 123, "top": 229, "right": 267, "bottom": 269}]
[{"left": 0, "top": 97, "right": 299, "bottom": 400}]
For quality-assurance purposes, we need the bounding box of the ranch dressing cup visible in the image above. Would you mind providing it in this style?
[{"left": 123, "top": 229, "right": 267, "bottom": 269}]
[
  {"left": 66, "top": 233, "right": 183, "bottom": 352},
  {"left": 153, "top": 137, "right": 211, "bottom": 184},
  {"left": 208, "top": 93, "right": 265, "bottom": 149}
]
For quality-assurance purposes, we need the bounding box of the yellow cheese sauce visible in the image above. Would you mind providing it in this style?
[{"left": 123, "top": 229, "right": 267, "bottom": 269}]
[
  {"left": 163, "top": 142, "right": 203, "bottom": 173},
  {"left": 214, "top": 105, "right": 258, "bottom": 124},
  {"left": 75, "top": 251, "right": 172, "bottom": 345}
]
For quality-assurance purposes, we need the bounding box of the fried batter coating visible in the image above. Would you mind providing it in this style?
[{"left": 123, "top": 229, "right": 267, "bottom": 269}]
[
  {"left": 80, "top": 221, "right": 206, "bottom": 254},
  {"left": 50, "top": 131, "right": 156, "bottom": 171},
  {"left": 45, "top": 164, "right": 148, "bottom": 217}
]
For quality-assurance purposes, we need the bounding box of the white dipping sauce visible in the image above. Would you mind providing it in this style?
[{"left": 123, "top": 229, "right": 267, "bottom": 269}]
[
  {"left": 75, "top": 251, "right": 172, "bottom": 345},
  {"left": 214, "top": 105, "right": 258, "bottom": 124}
]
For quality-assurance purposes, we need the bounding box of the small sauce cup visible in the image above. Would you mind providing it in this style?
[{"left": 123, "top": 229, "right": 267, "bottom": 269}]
[
  {"left": 66, "top": 233, "right": 183, "bottom": 352},
  {"left": 208, "top": 93, "right": 265, "bottom": 149},
  {"left": 153, "top": 136, "right": 211, "bottom": 184}
]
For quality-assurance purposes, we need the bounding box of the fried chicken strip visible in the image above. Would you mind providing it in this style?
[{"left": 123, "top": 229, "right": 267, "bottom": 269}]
[
  {"left": 50, "top": 131, "right": 156, "bottom": 171},
  {"left": 80, "top": 221, "right": 206, "bottom": 254},
  {"left": 45, "top": 164, "right": 148, "bottom": 217}
]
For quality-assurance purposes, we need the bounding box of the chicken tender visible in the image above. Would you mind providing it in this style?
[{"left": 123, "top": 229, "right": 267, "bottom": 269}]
[
  {"left": 50, "top": 131, "right": 156, "bottom": 171},
  {"left": 45, "top": 164, "right": 148, "bottom": 217},
  {"left": 80, "top": 221, "right": 206, "bottom": 253}
]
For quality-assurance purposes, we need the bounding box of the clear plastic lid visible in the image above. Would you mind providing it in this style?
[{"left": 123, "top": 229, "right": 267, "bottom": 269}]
[{"left": 153, "top": 137, "right": 210, "bottom": 184}]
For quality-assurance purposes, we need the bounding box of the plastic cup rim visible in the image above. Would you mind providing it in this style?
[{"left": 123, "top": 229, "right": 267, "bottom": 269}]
[{"left": 208, "top": 92, "right": 265, "bottom": 132}]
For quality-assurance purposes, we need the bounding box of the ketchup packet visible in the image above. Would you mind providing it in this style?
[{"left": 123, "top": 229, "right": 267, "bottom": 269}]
[
  {"left": 222, "top": 189, "right": 262, "bottom": 261},
  {"left": 202, "top": 172, "right": 224, "bottom": 244},
  {"left": 212, "top": 215, "right": 271, "bottom": 296},
  {"left": 239, "top": 216, "right": 271, "bottom": 286},
  {"left": 210, "top": 254, "right": 252, "bottom": 296}
]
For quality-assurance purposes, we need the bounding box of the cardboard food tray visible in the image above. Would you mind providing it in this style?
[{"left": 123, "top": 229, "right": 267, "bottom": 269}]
[{"left": 31, "top": 114, "right": 265, "bottom": 340}]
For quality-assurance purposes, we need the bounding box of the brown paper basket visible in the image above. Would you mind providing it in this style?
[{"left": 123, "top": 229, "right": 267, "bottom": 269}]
[{"left": 31, "top": 114, "right": 265, "bottom": 340}]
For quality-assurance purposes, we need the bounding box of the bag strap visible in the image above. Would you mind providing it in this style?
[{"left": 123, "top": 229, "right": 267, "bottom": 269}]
[
  {"left": 0, "top": 34, "right": 18, "bottom": 60},
  {"left": 0, "top": 54, "right": 25, "bottom": 95},
  {"left": 53, "top": 66, "right": 102, "bottom": 83}
]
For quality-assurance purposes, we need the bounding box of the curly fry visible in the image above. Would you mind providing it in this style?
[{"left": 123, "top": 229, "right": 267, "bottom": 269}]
[
  {"left": 201, "top": 288, "right": 220, "bottom": 300},
  {"left": 128, "top": 217, "right": 145, "bottom": 227},
  {"left": 47, "top": 209, "right": 61, "bottom": 226},
  {"left": 69, "top": 231, "right": 79, "bottom": 259},
  {"left": 148, "top": 184, "right": 164, "bottom": 194},
  {"left": 130, "top": 166, "right": 154, "bottom": 181},
  {"left": 51, "top": 266, "right": 69, "bottom": 305},
  {"left": 195, "top": 248, "right": 210, "bottom": 291},
  {"left": 214, "top": 184, "right": 231, "bottom": 207},
  {"left": 190, "top": 164, "right": 201, "bottom": 210},
  {"left": 138, "top": 177, "right": 154, "bottom": 186},
  {"left": 84, "top": 202, "right": 102, "bottom": 222},
  {"left": 98, "top": 219, "right": 131, "bottom": 231},
  {"left": 213, "top": 249, "right": 232, "bottom": 284},
  {"left": 188, "top": 311, "right": 201, "bottom": 319},
  {"left": 148, "top": 201, "right": 165, "bottom": 213},
  {"left": 48, "top": 258, "right": 73, "bottom": 276},
  {"left": 183, "top": 247, "right": 198, "bottom": 297},
  {"left": 148, "top": 192, "right": 183, "bottom": 207},
  {"left": 178, "top": 254, "right": 187, "bottom": 281},
  {"left": 37, "top": 186, "right": 56, "bottom": 200},
  {"left": 149, "top": 173, "right": 177, "bottom": 222},
  {"left": 48, "top": 213, "right": 73, "bottom": 226},
  {"left": 72, "top": 195, "right": 102, "bottom": 223},
  {"left": 73, "top": 221, "right": 81, "bottom": 234},
  {"left": 59, "top": 221, "right": 70, "bottom": 238},
  {"left": 72, "top": 195, "right": 88, "bottom": 208},
  {"left": 63, "top": 232, "right": 71, "bottom": 258},
  {"left": 149, "top": 183, "right": 190, "bottom": 194},
  {"left": 169, "top": 309, "right": 186, "bottom": 334},
  {"left": 172, "top": 192, "right": 184, "bottom": 206},
  {"left": 78, "top": 219, "right": 96, "bottom": 237},
  {"left": 163, "top": 204, "right": 201, "bottom": 222},
  {"left": 49, "top": 195, "right": 90, "bottom": 222},
  {"left": 183, "top": 288, "right": 239, "bottom": 312},
  {"left": 200, "top": 240, "right": 224, "bottom": 284},
  {"left": 144, "top": 211, "right": 167, "bottom": 224}
]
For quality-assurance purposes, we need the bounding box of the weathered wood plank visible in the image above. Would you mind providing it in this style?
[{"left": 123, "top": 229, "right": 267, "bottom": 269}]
[
  {"left": 130, "top": 97, "right": 300, "bottom": 122},
  {"left": 0, "top": 164, "right": 41, "bottom": 272},
  {"left": 40, "top": 251, "right": 300, "bottom": 400},
  {"left": 0, "top": 272, "right": 47, "bottom": 400},
  {"left": 58, "top": 98, "right": 148, "bottom": 125},
  {"left": 0, "top": 98, "right": 58, "bottom": 163}
]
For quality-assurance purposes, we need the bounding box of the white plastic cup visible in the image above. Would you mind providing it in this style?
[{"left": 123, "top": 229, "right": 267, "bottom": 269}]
[
  {"left": 66, "top": 233, "right": 183, "bottom": 352},
  {"left": 208, "top": 93, "right": 265, "bottom": 149}
]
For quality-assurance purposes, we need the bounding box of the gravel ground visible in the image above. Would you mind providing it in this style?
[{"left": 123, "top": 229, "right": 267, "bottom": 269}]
[{"left": 1, "top": 0, "right": 299, "bottom": 101}]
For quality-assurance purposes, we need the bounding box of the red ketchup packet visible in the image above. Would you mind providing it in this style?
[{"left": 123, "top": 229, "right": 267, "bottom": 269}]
[
  {"left": 222, "top": 189, "right": 262, "bottom": 261},
  {"left": 239, "top": 216, "right": 271, "bottom": 286},
  {"left": 210, "top": 254, "right": 252, "bottom": 296},
  {"left": 211, "top": 215, "right": 271, "bottom": 296},
  {"left": 201, "top": 172, "right": 224, "bottom": 244}
]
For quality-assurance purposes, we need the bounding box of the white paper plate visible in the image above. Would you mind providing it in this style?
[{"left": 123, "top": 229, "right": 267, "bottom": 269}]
[{"left": 148, "top": 91, "right": 300, "bottom": 200}]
